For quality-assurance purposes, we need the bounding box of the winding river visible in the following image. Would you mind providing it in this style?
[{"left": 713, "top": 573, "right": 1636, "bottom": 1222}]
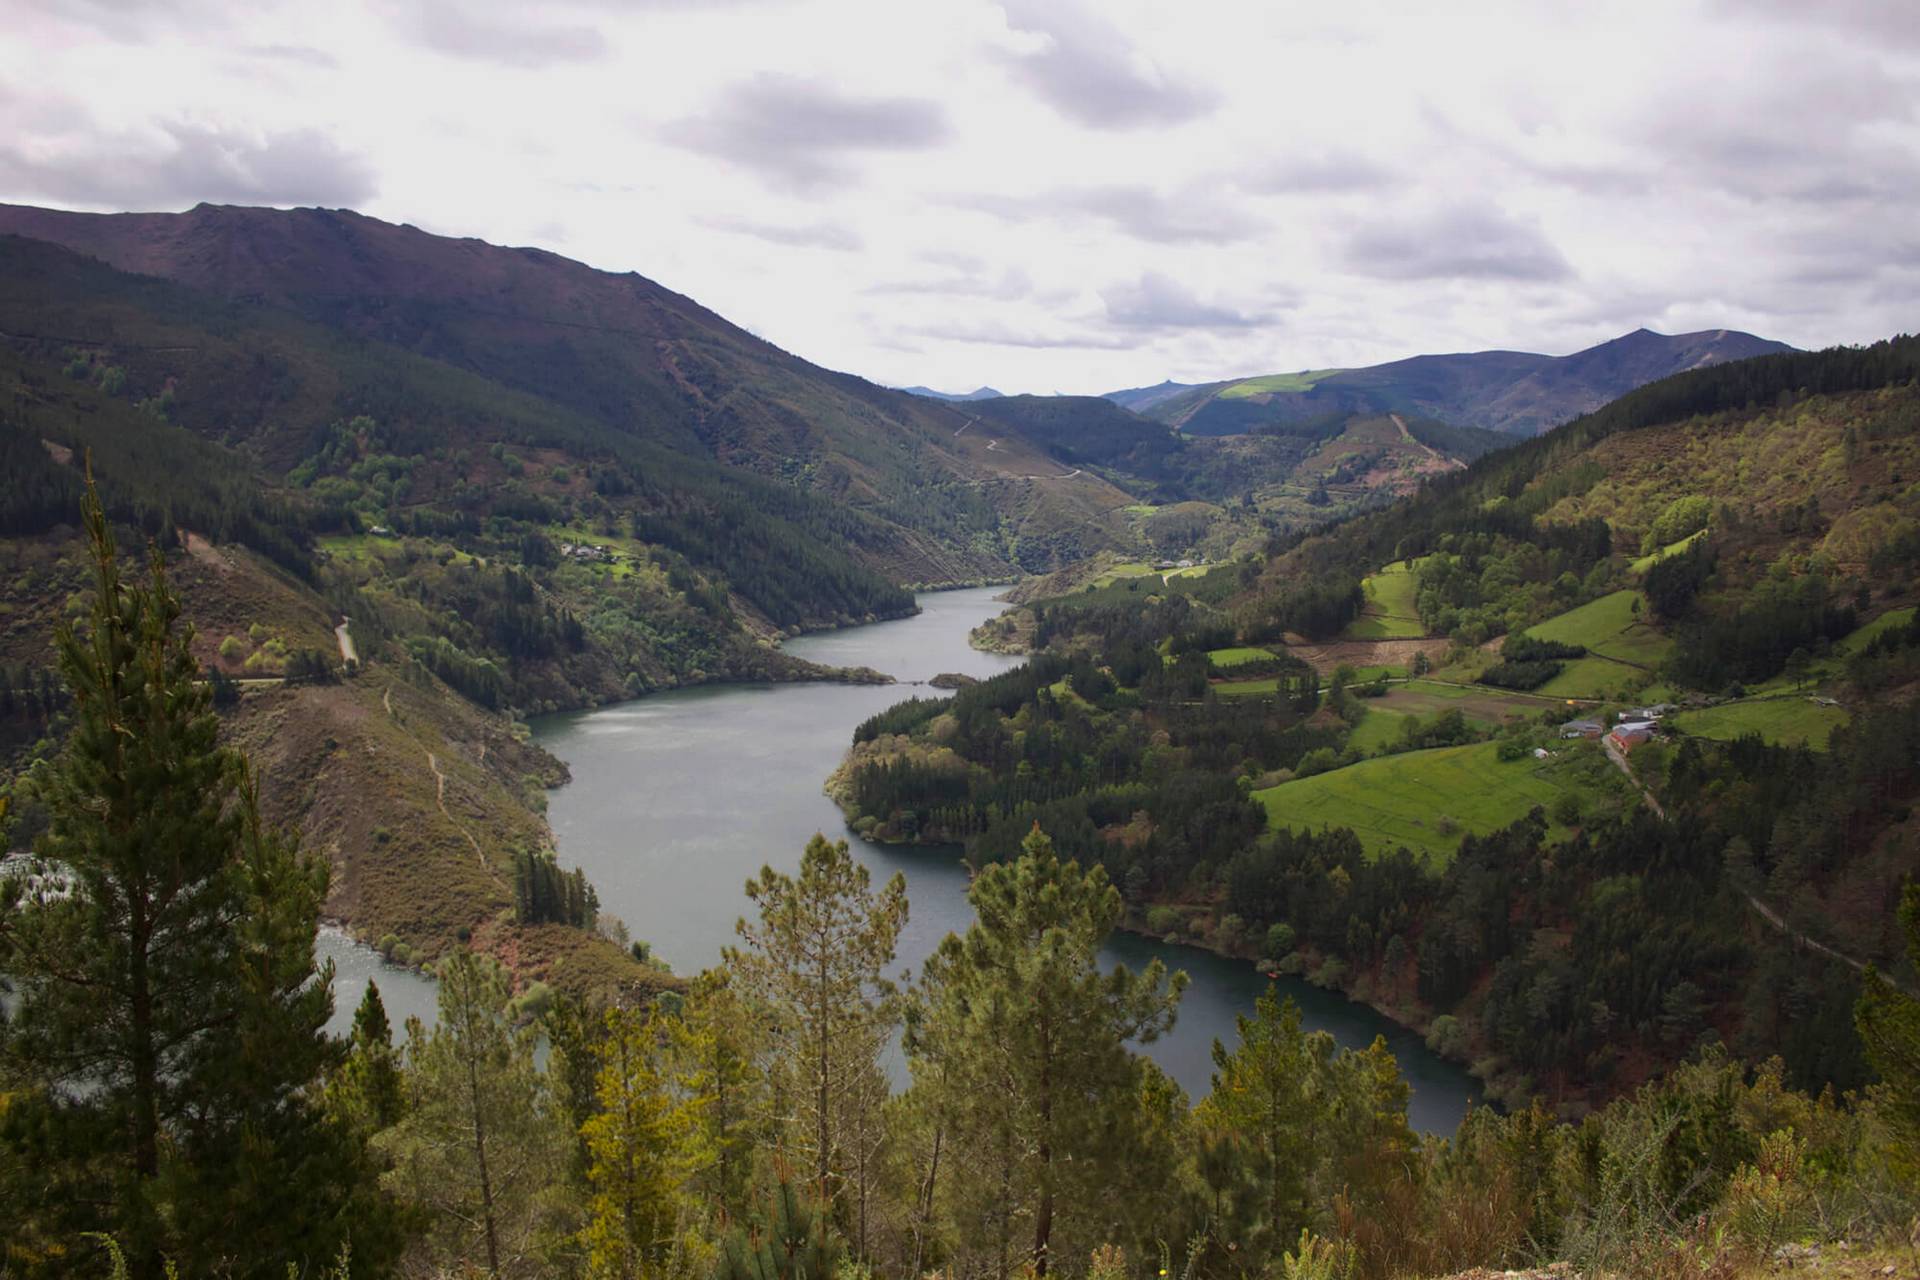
[{"left": 324, "top": 587, "right": 1479, "bottom": 1133}]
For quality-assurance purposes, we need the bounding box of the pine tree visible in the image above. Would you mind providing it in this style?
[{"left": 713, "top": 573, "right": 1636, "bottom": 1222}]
[
  {"left": 379, "top": 949, "right": 570, "bottom": 1278},
  {"left": 578, "top": 1005, "right": 708, "bottom": 1280},
  {"left": 726, "top": 833, "right": 907, "bottom": 1224},
  {"left": 909, "top": 825, "right": 1187, "bottom": 1277},
  {"left": 327, "top": 981, "right": 407, "bottom": 1137},
  {"left": 1197, "top": 988, "right": 1415, "bottom": 1266},
  {"left": 673, "top": 971, "right": 767, "bottom": 1222},
  {"left": 0, "top": 474, "right": 389, "bottom": 1278}
]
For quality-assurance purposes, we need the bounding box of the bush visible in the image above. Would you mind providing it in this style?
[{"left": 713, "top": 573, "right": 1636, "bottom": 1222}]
[
  {"left": 1146, "top": 905, "right": 1181, "bottom": 936},
  {"left": 1425, "top": 1013, "right": 1469, "bottom": 1057},
  {"left": 1295, "top": 747, "right": 1340, "bottom": 778},
  {"left": 1216, "top": 913, "right": 1248, "bottom": 949},
  {"left": 218, "top": 634, "right": 247, "bottom": 661},
  {"left": 1265, "top": 922, "right": 1297, "bottom": 956},
  {"left": 1551, "top": 792, "right": 1584, "bottom": 826},
  {"left": 1308, "top": 957, "right": 1349, "bottom": 989}
]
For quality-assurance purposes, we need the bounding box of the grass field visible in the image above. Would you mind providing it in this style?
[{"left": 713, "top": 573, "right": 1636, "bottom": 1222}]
[
  {"left": 1736, "top": 606, "right": 1917, "bottom": 697},
  {"left": 1209, "top": 646, "right": 1277, "bottom": 668},
  {"left": 1347, "top": 706, "right": 1414, "bottom": 754},
  {"left": 1531, "top": 656, "right": 1642, "bottom": 700},
  {"left": 1526, "top": 590, "right": 1670, "bottom": 666},
  {"left": 1091, "top": 561, "right": 1158, "bottom": 586},
  {"left": 1255, "top": 739, "right": 1609, "bottom": 865},
  {"left": 1629, "top": 529, "right": 1707, "bottom": 576},
  {"left": 1835, "top": 606, "right": 1917, "bottom": 656},
  {"left": 1218, "top": 369, "right": 1343, "bottom": 399},
  {"left": 1517, "top": 589, "right": 1673, "bottom": 697},
  {"left": 1215, "top": 676, "right": 1281, "bottom": 696},
  {"left": 1347, "top": 562, "right": 1425, "bottom": 640},
  {"left": 1670, "top": 697, "right": 1849, "bottom": 748},
  {"left": 1372, "top": 681, "right": 1544, "bottom": 723}
]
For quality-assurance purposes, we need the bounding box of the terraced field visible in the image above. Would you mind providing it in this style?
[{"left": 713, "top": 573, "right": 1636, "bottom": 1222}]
[{"left": 1255, "top": 739, "right": 1614, "bottom": 865}]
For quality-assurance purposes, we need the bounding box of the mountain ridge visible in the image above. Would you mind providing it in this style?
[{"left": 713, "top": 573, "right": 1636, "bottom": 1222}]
[{"left": 1103, "top": 327, "right": 1793, "bottom": 437}]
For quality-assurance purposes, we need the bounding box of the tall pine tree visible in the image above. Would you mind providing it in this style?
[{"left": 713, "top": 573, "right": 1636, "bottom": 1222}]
[
  {"left": 726, "top": 833, "right": 906, "bottom": 1226},
  {"left": 0, "top": 472, "right": 392, "bottom": 1277},
  {"left": 909, "top": 825, "right": 1187, "bottom": 1278}
]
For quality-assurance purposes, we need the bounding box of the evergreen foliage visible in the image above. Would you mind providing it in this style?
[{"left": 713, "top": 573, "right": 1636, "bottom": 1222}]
[{"left": 0, "top": 472, "right": 391, "bottom": 1278}]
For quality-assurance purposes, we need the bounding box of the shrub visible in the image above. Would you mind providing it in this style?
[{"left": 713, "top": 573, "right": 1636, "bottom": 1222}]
[
  {"left": 1309, "top": 957, "right": 1348, "bottom": 989},
  {"left": 1146, "top": 905, "right": 1181, "bottom": 936},
  {"left": 1265, "top": 922, "right": 1297, "bottom": 956},
  {"left": 218, "top": 634, "right": 247, "bottom": 661},
  {"left": 1425, "top": 1014, "right": 1468, "bottom": 1057}
]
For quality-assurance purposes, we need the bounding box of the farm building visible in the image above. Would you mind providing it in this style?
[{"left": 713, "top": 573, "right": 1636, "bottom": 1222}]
[
  {"left": 1609, "top": 726, "right": 1654, "bottom": 752},
  {"left": 1560, "top": 718, "right": 1605, "bottom": 738}
]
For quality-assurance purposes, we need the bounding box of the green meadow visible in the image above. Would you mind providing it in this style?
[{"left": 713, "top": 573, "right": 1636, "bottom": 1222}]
[
  {"left": 1217, "top": 369, "right": 1343, "bottom": 399},
  {"left": 1254, "top": 739, "right": 1611, "bottom": 865},
  {"left": 1346, "top": 561, "right": 1425, "bottom": 639},
  {"left": 1670, "top": 697, "right": 1849, "bottom": 748}
]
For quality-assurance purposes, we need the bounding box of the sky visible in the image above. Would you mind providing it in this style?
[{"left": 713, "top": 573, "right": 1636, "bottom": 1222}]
[{"left": 1, "top": 0, "right": 1915, "bottom": 396}]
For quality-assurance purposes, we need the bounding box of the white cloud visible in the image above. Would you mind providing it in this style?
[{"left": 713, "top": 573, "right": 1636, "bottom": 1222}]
[{"left": 0, "top": 0, "right": 1912, "bottom": 393}]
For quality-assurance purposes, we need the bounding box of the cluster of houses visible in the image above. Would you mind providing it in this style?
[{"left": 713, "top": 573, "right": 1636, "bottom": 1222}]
[
  {"left": 1560, "top": 702, "right": 1677, "bottom": 752},
  {"left": 1153, "top": 557, "right": 1204, "bottom": 571},
  {"left": 559, "top": 540, "right": 619, "bottom": 564}
]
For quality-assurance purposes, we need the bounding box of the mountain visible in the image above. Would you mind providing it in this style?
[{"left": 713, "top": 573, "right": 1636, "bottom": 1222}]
[
  {"left": 1100, "top": 378, "right": 1198, "bottom": 413},
  {"left": 1126, "top": 328, "right": 1794, "bottom": 437},
  {"left": 899, "top": 384, "right": 1004, "bottom": 401},
  {"left": 0, "top": 202, "right": 1138, "bottom": 579}
]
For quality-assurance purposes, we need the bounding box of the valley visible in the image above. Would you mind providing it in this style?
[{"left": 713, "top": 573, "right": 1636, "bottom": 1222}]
[{"left": 3, "top": 199, "right": 1917, "bottom": 1280}]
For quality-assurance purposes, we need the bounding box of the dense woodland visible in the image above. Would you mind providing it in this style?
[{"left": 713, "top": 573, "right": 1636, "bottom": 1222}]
[{"left": 3, "top": 492, "right": 1918, "bottom": 1280}]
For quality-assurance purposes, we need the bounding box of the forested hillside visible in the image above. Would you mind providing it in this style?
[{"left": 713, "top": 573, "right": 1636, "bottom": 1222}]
[
  {"left": 841, "top": 336, "right": 1920, "bottom": 1111},
  {"left": 0, "top": 203, "right": 1144, "bottom": 578}
]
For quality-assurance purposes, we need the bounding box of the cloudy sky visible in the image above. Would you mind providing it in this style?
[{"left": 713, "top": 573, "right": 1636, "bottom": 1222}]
[{"left": 2, "top": 1, "right": 1915, "bottom": 394}]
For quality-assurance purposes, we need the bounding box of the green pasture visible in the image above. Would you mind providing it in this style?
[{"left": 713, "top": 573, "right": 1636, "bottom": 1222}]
[
  {"left": 1670, "top": 698, "right": 1848, "bottom": 749},
  {"left": 1255, "top": 739, "right": 1607, "bottom": 865}
]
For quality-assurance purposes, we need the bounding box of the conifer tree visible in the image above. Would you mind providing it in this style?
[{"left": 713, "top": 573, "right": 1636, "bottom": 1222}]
[
  {"left": 673, "top": 970, "right": 766, "bottom": 1222},
  {"left": 380, "top": 949, "right": 570, "bottom": 1278},
  {"left": 910, "top": 825, "right": 1187, "bottom": 1277},
  {"left": 727, "top": 833, "right": 907, "bottom": 1222},
  {"left": 578, "top": 1005, "right": 708, "bottom": 1280},
  {"left": 0, "top": 473, "right": 390, "bottom": 1278}
]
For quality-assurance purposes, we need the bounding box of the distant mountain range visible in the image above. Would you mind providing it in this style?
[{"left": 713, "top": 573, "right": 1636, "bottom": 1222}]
[
  {"left": 1105, "top": 329, "right": 1794, "bottom": 437},
  {"left": 899, "top": 385, "right": 1004, "bottom": 402}
]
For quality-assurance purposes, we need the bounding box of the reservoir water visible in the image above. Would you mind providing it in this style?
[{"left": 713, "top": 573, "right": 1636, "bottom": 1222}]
[{"left": 525, "top": 586, "right": 1481, "bottom": 1134}]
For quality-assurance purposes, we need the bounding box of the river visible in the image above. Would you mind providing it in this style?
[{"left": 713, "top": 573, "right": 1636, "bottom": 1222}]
[{"left": 524, "top": 586, "right": 1480, "bottom": 1133}]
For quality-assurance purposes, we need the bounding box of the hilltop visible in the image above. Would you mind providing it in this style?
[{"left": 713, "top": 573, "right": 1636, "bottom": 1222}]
[{"left": 1114, "top": 327, "right": 1793, "bottom": 437}]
